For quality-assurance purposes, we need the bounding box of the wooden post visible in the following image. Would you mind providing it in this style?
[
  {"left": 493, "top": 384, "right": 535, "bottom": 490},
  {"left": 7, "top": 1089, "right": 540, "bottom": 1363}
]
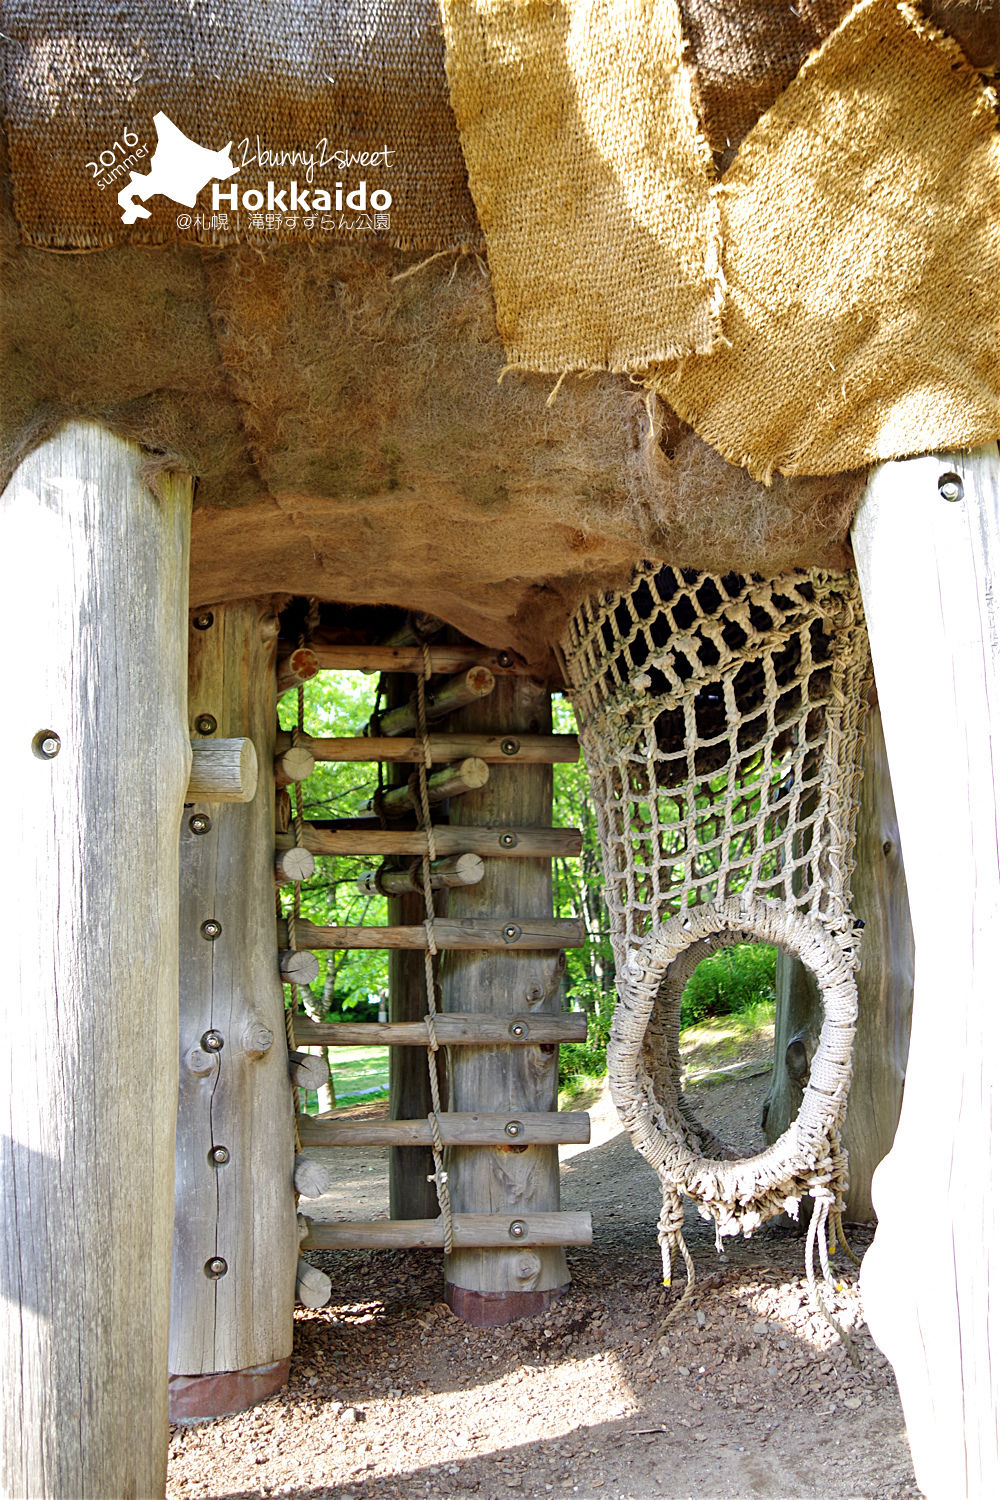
[
  {"left": 761, "top": 698, "right": 914, "bottom": 1223},
  {"left": 169, "top": 601, "right": 299, "bottom": 1423},
  {"left": 385, "top": 672, "right": 441, "bottom": 1221},
  {"left": 0, "top": 423, "right": 191, "bottom": 1500},
  {"left": 440, "top": 675, "right": 570, "bottom": 1323},
  {"left": 852, "top": 445, "right": 1000, "bottom": 1500}
]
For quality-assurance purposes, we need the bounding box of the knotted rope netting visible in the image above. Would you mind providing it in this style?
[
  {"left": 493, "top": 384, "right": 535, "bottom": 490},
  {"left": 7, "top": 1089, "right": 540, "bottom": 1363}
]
[{"left": 560, "top": 566, "right": 870, "bottom": 1314}]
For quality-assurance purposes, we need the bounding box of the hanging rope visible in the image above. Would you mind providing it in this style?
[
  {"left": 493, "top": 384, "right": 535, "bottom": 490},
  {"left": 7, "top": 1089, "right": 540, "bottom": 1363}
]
[{"left": 415, "top": 641, "right": 455, "bottom": 1255}]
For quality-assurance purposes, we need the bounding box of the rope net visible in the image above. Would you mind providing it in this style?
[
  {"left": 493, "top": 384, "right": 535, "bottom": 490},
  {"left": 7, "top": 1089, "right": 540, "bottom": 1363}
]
[{"left": 561, "top": 565, "right": 870, "bottom": 1313}]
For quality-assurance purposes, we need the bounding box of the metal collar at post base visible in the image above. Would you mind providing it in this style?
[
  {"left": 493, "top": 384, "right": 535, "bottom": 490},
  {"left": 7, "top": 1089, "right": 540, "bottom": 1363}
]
[
  {"left": 445, "top": 1284, "right": 570, "bottom": 1327},
  {"left": 168, "top": 1359, "right": 291, "bottom": 1424}
]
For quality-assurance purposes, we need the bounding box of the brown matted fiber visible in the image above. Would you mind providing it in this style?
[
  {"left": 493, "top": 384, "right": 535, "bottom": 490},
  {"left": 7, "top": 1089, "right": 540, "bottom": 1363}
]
[
  {"left": 440, "top": 0, "right": 722, "bottom": 373},
  {"left": 648, "top": 0, "right": 1000, "bottom": 479},
  {"left": 1, "top": 0, "right": 481, "bottom": 251}
]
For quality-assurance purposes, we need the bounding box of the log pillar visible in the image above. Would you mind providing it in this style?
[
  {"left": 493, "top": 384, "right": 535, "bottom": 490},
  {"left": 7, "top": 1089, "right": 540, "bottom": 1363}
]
[
  {"left": 0, "top": 423, "right": 191, "bottom": 1500},
  {"left": 762, "top": 696, "right": 914, "bottom": 1223},
  {"left": 440, "top": 675, "right": 569, "bottom": 1323},
  {"left": 853, "top": 444, "right": 1000, "bottom": 1500},
  {"left": 169, "top": 600, "right": 299, "bottom": 1422}
]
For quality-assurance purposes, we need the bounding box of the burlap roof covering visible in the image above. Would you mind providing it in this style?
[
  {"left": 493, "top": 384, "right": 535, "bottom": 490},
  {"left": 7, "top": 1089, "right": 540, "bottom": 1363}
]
[
  {"left": 440, "top": 1, "right": 722, "bottom": 371},
  {"left": 650, "top": 0, "right": 1000, "bottom": 478},
  {"left": 1, "top": 1, "right": 998, "bottom": 655}
]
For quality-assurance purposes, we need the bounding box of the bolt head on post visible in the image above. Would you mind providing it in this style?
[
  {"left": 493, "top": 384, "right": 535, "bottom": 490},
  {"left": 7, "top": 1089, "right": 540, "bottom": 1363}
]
[
  {"left": 192, "top": 611, "right": 214, "bottom": 630},
  {"left": 502, "top": 924, "right": 522, "bottom": 943},
  {"left": 209, "top": 1145, "right": 230, "bottom": 1166},
  {"left": 189, "top": 813, "right": 212, "bottom": 835},
  {"left": 508, "top": 1220, "right": 527, "bottom": 1240},
  {"left": 194, "top": 713, "right": 217, "bottom": 735},
  {"left": 938, "top": 471, "right": 964, "bottom": 502},
  {"left": 204, "top": 1257, "right": 228, "bottom": 1279},
  {"left": 500, "top": 738, "right": 520, "bottom": 756},
  {"left": 201, "top": 1029, "right": 224, "bottom": 1052},
  {"left": 498, "top": 831, "right": 518, "bottom": 849},
  {"left": 32, "top": 730, "right": 61, "bottom": 759},
  {"left": 200, "top": 918, "right": 222, "bottom": 940}
]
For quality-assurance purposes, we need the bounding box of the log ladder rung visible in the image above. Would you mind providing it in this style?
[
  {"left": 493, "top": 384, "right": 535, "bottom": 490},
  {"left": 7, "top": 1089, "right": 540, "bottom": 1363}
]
[
  {"left": 275, "top": 826, "right": 583, "bottom": 859},
  {"left": 302, "top": 1211, "right": 593, "bottom": 1251},
  {"left": 297, "top": 1110, "right": 590, "bottom": 1148},
  {"left": 294, "top": 1011, "right": 587, "bottom": 1047},
  {"left": 275, "top": 730, "right": 579, "bottom": 765},
  {"left": 278, "top": 916, "right": 585, "bottom": 952}
]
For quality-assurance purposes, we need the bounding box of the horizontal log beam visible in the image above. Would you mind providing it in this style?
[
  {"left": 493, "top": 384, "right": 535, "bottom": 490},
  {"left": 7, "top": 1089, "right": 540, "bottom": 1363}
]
[
  {"left": 371, "top": 758, "right": 489, "bottom": 817},
  {"left": 302, "top": 1211, "right": 593, "bottom": 1250},
  {"left": 274, "top": 732, "right": 579, "bottom": 765},
  {"left": 378, "top": 668, "right": 495, "bottom": 738},
  {"left": 187, "top": 736, "right": 258, "bottom": 803},
  {"left": 357, "top": 852, "right": 484, "bottom": 897},
  {"left": 278, "top": 916, "right": 585, "bottom": 951},
  {"left": 312, "top": 644, "right": 526, "bottom": 675},
  {"left": 297, "top": 1111, "right": 591, "bottom": 1148},
  {"left": 275, "top": 826, "right": 583, "bottom": 859},
  {"left": 293, "top": 1012, "right": 588, "bottom": 1047}
]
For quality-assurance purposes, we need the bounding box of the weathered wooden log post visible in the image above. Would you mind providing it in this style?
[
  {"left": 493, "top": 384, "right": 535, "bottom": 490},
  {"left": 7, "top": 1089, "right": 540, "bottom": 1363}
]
[
  {"left": 762, "top": 696, "right": 914, "bottom": 1222},
  {"left": 169, "top": 600, "right": 299, "bottom": 1422},
  {"left": 440, "top": 674, "right": 570, "bottom": 1322},
  {"left": 1, "top": 423, "right": 191, "bottom": 1500},
  {"left": 852, "top": 445, "right": 1000, "bottom": 1500}
]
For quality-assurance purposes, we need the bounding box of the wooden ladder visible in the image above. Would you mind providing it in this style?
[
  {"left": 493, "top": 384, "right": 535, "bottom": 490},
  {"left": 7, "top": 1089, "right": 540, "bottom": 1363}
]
[{"left": 273, "top": 636, "right": 594, "bottom": 1282}]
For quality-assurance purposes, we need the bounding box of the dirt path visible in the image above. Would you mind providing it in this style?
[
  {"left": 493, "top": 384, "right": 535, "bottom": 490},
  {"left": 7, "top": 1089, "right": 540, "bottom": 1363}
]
[{"left": 166, "top": 1075, "right": 919, "bottom": 1500}]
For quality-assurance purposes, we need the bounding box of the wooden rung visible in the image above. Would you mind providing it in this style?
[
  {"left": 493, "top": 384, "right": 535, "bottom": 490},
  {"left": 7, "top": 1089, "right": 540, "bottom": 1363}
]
[
  {"left": 279, "top": 916, "right": 585, "bottom": 951},
  {"left": 297, "top": 1110, "right": 591, "bottom": 1148},
  {"left": 312, "top": 644, "right": 528, "bottom": 675},
  {"left": 275, "top": 826, "right": 583, "bottom": 859},
  {"left": 274, "top": 731, "right": 579, "bottom": 765},
  {"left": 302, "top": 1211, "right": 593, "bottom": 1250},
  {"left": 357, "top": 852, "right": 484, "bottom": 897},
  {"left": 378, "top": 668, "right": 495, "bottom": 738},
  {"left": 368, "top": 758, "right": 489, "bottom": 816},
  {"left": 293, "top": 1011, "right": 588, "bottom": 1047}
]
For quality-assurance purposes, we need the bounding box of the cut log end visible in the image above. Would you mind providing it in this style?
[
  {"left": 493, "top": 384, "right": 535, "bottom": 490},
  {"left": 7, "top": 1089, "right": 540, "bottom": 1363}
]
[
  {"left": 187, "top": 736, "right": 259, "bottom": 803},
  {"left": 275, "top": 845, "right": 316, "bottom": 884}
]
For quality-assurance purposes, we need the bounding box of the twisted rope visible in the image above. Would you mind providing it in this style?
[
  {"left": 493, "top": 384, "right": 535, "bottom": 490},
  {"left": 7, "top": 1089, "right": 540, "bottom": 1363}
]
[{"left": 415, "top": 641, "right": 454, "bottom": 1254}]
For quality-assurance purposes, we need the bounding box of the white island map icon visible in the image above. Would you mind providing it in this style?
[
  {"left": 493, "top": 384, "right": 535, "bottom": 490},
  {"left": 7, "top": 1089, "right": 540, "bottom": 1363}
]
[{"left": 118, "top": 111, "right": 238, "bottom": 224}]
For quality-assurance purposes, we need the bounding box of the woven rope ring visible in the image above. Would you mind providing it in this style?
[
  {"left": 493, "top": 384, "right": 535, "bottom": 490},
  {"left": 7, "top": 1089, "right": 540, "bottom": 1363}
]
[{"left": 608, "top": 895, "right": 858, "bottom": 1250}]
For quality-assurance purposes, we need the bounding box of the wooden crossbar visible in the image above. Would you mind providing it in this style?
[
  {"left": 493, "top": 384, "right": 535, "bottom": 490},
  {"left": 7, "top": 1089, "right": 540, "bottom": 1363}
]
[
  {"left": 274, "top": 731, "right": 579, "bottom": 765},
  {"left": 278, "top": 916, "right": 585, "bottom": 951},
  {"left": 311, "top": 644, "right": 529, "bottom": 675},
  {"left": 293, "top": 1012, "right": 588, "bottom": 1047},
  {"left": 302, "top": 1211, "right": 593, "bottom": 1250},
  {"left": 275, "top": 826, "right": 583, "bottom": 858},
  {"left": 297, "top": 1111, "right": 591, "bottom": 1148}
]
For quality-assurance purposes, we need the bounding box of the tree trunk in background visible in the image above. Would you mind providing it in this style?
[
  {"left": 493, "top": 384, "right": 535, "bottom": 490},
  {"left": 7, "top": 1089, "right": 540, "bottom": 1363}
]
[
  {"left": 762, "top": 699, "right": 914, "bottom": 1223},
  {"left": 1, "top": 423, "right": 191, "bottom": 1499},
  {"left": 853, "top": 444, "right": 1000, "bottom": 1500},
  {"left": 441, "top": 675, "right": 570, "bottom": 1322}
]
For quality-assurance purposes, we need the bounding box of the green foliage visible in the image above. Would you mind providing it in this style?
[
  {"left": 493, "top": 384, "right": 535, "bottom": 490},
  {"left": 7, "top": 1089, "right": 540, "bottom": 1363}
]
[
  {"left": 558, "top": 982, "right": 616, "bottom": 1089},
  {"left": 679, "top": 943, "right": 776, "bottom": 1029}
]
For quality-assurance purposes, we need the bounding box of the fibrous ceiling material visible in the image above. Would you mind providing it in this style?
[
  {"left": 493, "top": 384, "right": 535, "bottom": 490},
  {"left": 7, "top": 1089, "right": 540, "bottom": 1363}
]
[
  {"left": 441, "top": 0, "right": 721, "bottom": 372},
  {"left": 649, "top": 0, "right": 1000, "bottom": 477},
  {"left": 1, "top": 0, "right": 997, "bottom": 653}
]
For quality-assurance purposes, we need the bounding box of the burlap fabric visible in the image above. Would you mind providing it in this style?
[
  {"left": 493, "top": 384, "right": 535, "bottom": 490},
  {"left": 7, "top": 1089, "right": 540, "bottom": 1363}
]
[
  {"left": 440, "top": 0, "right": 722, "bottom": 373},
  {"left": 649, "top": 0, "right": 1000, "bottom": 478},
  {"left": 1, "top": 0, "right": 481, "bottom": 250}
]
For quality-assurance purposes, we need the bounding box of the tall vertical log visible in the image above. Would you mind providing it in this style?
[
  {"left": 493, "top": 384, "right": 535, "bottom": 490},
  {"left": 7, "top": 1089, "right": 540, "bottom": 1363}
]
[
  {"left": 169, "top": 600, "right": 299, "bottom": 1422},
  {"left": 853, "top": 444, "right": 1000, "bottom": 1500},
  {"left": 385, "top": 672, "right": 441, "bottom": 1219},
  {"left": 0, "top": 423, "right": 191, "bottom": 1500},
  {"left": 762, "top": 698, "right": 914, "bottom": 1223},
  {"left": 440, "top": 675, "right": 569, "bottom": 1323}
]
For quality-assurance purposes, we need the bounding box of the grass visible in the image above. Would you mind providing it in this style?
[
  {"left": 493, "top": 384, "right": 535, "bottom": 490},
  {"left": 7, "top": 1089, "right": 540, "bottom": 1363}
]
[
  {"left": 679, "top": 1001, "right": 775, "bottom": 1079},
  {"left": 326, "top": 1045, "right": 389, "bottom": 1109}
]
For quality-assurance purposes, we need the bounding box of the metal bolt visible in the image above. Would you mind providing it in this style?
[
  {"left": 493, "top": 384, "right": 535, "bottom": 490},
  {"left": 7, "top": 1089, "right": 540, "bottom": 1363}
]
[
  {"left": 938, "top": 472, "right": 964, "bottom": 503},
  {"left": 500, "top": 738, "right": 520, "bottom": 756},
  {"left": 201, "top": 1029, "right": 224, "bottom": 1052},
  {"left": 508, "top": 1020, "right": 529, "bottom": 1040},
  {"left": 209, "top": 1145, "right": 230, "bottom": 1166},
  {"left": 496, "top": 651, "right": 514, "bottom": 668},
  {"left": 194, "top": 713, "right": 217, "bottom": 735},
  {"left": 189, "top": 813, "right": 212, "bottom": 835},
  {"left": 33, "top": 730, "right": 61, "bottom": 760},
  {"left": 192, "top": 611, "right": 214, "bottom": 630},
  {"left": 201, "top": 918, "right": 222, "bottom": 940},
  {"left": 204, "top": 1257, "right": 228, "bottom": 1279},
  {"left": 508, "top": 1220, "right": 527, "bottom": 1240},
  {"left": 505, "top": 1120, "right": 524, "bottom": 1139},
  {"left": 502, "top": 924, "right": 522, "bottom": 943},
  {"left": 499, "top": 831, "right": 518, "bottom": 849}
]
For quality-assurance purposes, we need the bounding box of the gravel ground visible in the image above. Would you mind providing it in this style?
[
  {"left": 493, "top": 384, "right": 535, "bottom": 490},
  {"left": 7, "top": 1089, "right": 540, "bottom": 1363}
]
[{"left": 166, "top": 1073, "right": 919, "bottom": 1500}]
